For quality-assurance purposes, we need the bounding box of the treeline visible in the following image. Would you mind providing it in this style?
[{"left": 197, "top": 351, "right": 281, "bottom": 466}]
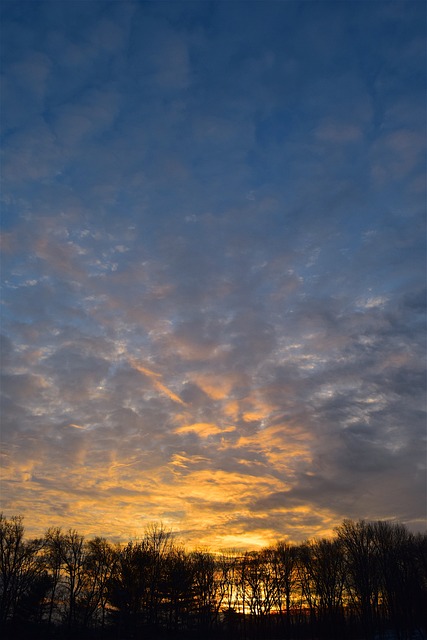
[{"left": 0, "top": 515, "right": 426, "bottom": 640}]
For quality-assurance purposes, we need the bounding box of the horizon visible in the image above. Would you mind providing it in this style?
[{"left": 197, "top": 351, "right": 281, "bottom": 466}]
[
  {"left": 1, "top": 0, "right": 426, "bottom": 551},
  {"left": 2, "top": 513, "right": 424, "bottom": 554}
]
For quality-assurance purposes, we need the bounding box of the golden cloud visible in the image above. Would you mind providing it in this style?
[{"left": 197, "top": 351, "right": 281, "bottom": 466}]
[{"left": 175, "top": 422, "right": 235, "bottom": 438}]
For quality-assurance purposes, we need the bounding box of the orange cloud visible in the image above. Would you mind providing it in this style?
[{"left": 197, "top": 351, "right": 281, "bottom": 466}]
[
  {"left": 175, "top": 422, "right": 235, "bottom": 438},
  {"left": 191, "top": 372, "right": 243, "bottom": 400},
  {"left": 128, "top": 357, "right": 187, "bottom": 406}
]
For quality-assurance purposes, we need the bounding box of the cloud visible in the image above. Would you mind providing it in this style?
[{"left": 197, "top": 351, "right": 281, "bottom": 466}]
[
  {"left": 129, "top": 358, "right": 187, "bottom": 406},
  {"left": 175, "top": 423, "right": 235, "bottom": 439},
  {"left": 1, "top": 0, "right": 425, "bottom": 548}
]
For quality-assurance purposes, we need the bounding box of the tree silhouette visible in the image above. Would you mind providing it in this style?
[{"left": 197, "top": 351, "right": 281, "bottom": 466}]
[
  {"left": 1, "top": 514, "right": 426, "bottom": 640},
  {"left": 0, "top": 514, "right": 46, "bottom": 626}
]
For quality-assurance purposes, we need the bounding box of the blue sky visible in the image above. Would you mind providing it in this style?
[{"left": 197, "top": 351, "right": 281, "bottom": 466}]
[{"left": 1, "top": 0, "right": 425, "bottom": 549}]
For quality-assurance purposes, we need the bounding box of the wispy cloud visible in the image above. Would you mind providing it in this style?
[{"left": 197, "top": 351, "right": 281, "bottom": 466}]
[{"left": 128, "top": 357, "right": 187, "bottom": 406}]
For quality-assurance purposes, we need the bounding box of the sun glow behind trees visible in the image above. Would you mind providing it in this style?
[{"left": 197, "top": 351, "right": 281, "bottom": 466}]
[{"left": 0, "top": 515, "right": 426, "bottom": 639}]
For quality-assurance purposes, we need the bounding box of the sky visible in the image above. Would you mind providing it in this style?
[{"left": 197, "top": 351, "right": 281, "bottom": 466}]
[{"left": 1, "top": 0, "right": 426, "bottom": 550}]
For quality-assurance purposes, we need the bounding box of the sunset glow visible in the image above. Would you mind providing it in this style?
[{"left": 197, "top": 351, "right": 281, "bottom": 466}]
[{"left": 1, "top": 0, "right": 426, "bottom": 550}]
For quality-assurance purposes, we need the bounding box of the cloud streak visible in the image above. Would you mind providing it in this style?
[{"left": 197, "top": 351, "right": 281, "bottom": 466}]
[{"left": 128, "top": 358, "right": 187, "bottom": 406}]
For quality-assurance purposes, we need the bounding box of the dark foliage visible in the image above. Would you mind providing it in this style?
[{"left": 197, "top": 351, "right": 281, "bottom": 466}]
[{"left": 0, "top": 514, "right": 426, "bottom": 640}]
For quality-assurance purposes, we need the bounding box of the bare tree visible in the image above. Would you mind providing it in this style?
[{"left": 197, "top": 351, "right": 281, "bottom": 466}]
[
  {"left": 0, "top": 514, "right": 46, "bottom": 625},
  {"left": 163, "top": 546, "right": 194, "bottom": 632},
  {"left": 297, "top": 538, "right": 345, "bottom": 639},
  {"left": 2, "top": 515, "right": 425, "bottom": 639},
  {"left": 191, "top": 549, "right": 223, "bottom": 630},
  {"left": 78, "top": 537, "right": 118, "bottom": 629},
  {"left": 143, "top": 522, "right": 174, "bottom": 628},
  {"left": 47, "top": 529, "right": 87, "bottom": 628},
  {"left": 269, "top": 541, "right": 298, "bottom": 638},
  {"left": 107, "top": 540, "right": 151, "bottom": 634},
  {"left": 336, "top": 519, "right": 381, "bottom": 639}
]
